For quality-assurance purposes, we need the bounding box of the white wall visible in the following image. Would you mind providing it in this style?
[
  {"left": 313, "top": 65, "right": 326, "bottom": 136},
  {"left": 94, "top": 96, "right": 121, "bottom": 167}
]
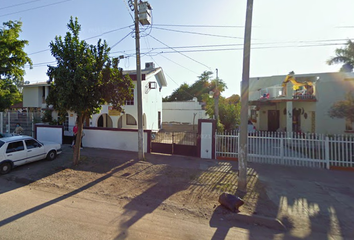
[
  {"left": 36, "top": 125, "right": 63, "bottom": 144},
  {"left": 23, "top": 87, "right": 40, "bottom": 108},
  {"left": 142, "top": 75, "right": 163, "bottom": 131},
  {"left": 82, "top": 128, "right": 150, "bottom": 152},
  {"left": 315, "top": 73, "right": 353, "bottom": 134},
  {"left": 162, "top": 99, "right": 208, "bottom": 124}
]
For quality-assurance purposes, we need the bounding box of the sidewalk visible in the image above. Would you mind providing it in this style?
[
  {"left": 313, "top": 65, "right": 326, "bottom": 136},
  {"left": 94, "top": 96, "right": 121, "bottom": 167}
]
[{"left": 2, "top": 145, "right": 354, "bottom": 239}]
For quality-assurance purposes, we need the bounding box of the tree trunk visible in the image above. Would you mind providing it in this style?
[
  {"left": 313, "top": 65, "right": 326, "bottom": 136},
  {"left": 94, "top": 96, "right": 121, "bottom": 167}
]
[
  {"left": 73, "top": 114, "right": 84, "bottom": 165},
  {"left": 214, "top": 95, "right": 220, "bottom": 123}
]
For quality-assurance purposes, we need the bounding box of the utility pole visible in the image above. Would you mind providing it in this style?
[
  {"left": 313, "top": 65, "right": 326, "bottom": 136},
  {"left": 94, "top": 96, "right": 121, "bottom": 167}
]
[
  {"left": 133, "top": 0, "right": 144, "bottom": 160},
  {"left": 239, "top": 0, "right": 254, "bottom": 193}
]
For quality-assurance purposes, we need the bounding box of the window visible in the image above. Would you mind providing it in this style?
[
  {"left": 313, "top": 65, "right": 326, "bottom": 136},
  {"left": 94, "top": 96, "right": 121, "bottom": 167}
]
[
  {"left": 6, "top": 141, "right": 24, "bottom": 153},
  {"left": 25, "top": 139, "right": 41, "bottom": 149},
  {"left": 0, "top": 140, "right": 4, "bottom": 148},
  {"left": 126, "top": 114, "right": 137, "bottom": 125}
]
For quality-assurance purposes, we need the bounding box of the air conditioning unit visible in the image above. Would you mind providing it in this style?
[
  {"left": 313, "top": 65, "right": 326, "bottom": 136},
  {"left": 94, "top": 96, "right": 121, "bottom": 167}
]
[{"left": 145, "top": 62, "right": 155, "bottom": 69}]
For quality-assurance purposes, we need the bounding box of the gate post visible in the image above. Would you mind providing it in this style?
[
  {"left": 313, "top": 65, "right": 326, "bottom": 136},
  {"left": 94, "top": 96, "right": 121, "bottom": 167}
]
[{"left": 198, "top": 119, "right": 216, "bottom": 159}]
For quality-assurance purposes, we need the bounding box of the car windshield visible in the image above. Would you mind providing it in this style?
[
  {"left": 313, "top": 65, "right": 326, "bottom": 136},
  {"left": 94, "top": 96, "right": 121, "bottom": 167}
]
[{"left": 0, "top": 140, "right": 4, "bottom": 148}]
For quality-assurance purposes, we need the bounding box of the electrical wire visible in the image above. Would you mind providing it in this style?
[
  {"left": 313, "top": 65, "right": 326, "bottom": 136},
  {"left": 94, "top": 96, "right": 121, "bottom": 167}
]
[
  {"left": 153, "top": 26, "right": 244, "bottom": 40},
  {"left": 110, "top": 31, "right": 133, "bottom": 49},
  {"left": 149, "top": 35, "right": 211, "bottom": 70},
  {"left": 0, "top": 0, "right": 42, "bottom": 11},
  {"left": 28, "top": 25, "right": 133, "bottom": 55},
  {"left": 0, "top": 0, "right": 71, "bottom": 18},
  {"left": 153, "top": 24, "right": 245, "bottom": 28},
  {"left": 122, "top": 0, "right": 134, "bottom": 22}
]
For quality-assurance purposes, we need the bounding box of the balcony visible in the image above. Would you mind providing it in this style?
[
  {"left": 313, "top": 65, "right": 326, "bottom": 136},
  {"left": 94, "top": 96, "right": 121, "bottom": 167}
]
[{"left": 259, "top": 85, "right": 285, "bottom": 100}]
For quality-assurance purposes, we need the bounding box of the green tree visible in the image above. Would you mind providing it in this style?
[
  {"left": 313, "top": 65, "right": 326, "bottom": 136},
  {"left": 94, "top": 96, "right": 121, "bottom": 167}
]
[
  {"left": 327, "top": 40, "right": 354, "bottom": 72},
  {"left": 46, "top": 17, "right": 134, "bottom": 165},
  {"left": 209, "top": 78, "right": 227, "bottom": 124},
  {"left": 203, "top": 94, "right": 241, "bottom": 132},
  {"left": 328, "top": 92, "right": 354, "bottom": 122},
  {"left": 163, "top": 71, "right": 213, "bottom": 102},
  {"left": 0, "top": 79, "right": 21, "bottom": 111},
  {"left": 0, "top": 20, "right": 32, "bottom": 110}
]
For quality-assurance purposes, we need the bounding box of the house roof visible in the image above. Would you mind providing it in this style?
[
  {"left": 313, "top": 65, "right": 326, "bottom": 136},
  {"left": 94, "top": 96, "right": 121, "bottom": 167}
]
[
  {"left": 23, "top": 67, "right": 168, "bottom": 88},
  {"left": 24, "top": 81, "right": 50, "bottom": 87},
  {"left": 124, "top": 67, "right": 167, "bottom": 87}
]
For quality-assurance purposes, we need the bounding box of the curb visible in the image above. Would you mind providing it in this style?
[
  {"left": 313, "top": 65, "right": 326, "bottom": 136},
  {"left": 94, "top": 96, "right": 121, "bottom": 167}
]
[{"left": 233, "top": 212, "right": 286, "bottom": 231}]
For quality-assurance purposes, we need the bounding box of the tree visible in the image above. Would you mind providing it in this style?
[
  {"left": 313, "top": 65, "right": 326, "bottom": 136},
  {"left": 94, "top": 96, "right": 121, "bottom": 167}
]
[
  {"left": 0, "top": 79, "right": 21, "bottom": 111},
  {"left": 163, "top": 71, "right": 213, "bottom": 102},
  {"left": 202, "top": 94, "right": 241, "bottom": 132},
  {"left": 0, "top": 20, "right": 32, "bottom": 110},
  {"left": 46, "top": 17, "right": 134, "bottom": 165},
  {"left": 327, "top": 40, "right": 354, "bottom": 72},
  {"left": 328, "top": 92, "right": 354, "bottom": 123},
  {"left": 209, "top": 78, "right": 227, "bottom": 124}
]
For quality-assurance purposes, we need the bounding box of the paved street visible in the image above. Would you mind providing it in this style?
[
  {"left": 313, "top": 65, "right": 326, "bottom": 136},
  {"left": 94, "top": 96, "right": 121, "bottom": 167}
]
[{"left": 0, "top": 145, "right": 353, "bottom": 239}]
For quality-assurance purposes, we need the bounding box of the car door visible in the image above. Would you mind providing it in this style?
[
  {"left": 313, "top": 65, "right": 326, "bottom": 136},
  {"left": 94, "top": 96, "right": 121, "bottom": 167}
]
[
  {"left": 5, "top": 140, "right": 27, "bottom": 166},
  {"left": 25, "top": 139, "right": 46, "bottom": 163}
]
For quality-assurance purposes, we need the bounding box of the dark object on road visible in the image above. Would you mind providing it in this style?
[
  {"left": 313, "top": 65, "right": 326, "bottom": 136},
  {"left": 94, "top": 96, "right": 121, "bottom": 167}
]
[{"left": 218, "top": 192, "right": 244, "bottom": 212}]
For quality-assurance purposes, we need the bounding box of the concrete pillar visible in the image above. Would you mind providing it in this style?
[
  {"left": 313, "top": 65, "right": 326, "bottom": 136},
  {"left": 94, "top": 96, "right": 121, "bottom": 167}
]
[
  {"left": 286, "top": 101, "right": 293, "bottom": 133},
  {"left": 198, "top": 119, "right": 216, "bottom": 159}
]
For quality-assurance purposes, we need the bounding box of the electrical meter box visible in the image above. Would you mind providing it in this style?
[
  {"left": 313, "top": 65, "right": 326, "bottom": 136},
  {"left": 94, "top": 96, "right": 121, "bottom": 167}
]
[{"left": 138, "top": 2, "right": 152, "bottom": 25}]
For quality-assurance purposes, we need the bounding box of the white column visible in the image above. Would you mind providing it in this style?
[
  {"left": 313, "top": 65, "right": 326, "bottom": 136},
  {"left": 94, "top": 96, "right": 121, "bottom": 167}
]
[{"left": 286, "top": 101, "right": 293, "bottom": 133}]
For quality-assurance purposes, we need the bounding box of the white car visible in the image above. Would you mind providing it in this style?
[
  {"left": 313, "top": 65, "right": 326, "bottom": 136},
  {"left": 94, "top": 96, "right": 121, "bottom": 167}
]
[{"left": 0, "top": 136, "right": 62, "bottom": 174}]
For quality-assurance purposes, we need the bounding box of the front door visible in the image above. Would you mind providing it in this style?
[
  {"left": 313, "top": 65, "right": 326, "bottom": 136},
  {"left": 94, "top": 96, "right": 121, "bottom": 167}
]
[{"left": 268, "top": 110, "right": 280, "bottom": 132}]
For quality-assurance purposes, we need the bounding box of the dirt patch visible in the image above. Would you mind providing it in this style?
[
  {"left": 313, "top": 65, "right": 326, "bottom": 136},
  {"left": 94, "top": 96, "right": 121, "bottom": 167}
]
[{"left": 28, "top": 153, "right": 278, "bottom": 222}]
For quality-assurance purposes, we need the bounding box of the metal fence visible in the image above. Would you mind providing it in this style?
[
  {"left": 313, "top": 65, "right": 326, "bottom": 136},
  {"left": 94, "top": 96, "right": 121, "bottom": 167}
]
[
  {"left": 0, "top": 111, "right": 42, "bottom": 137},
  {"left": 216, "top": 131, "right": 354, "bottom": 169},
  {"left": 151, "top": 132, "right": 197, "bottom": 146}
]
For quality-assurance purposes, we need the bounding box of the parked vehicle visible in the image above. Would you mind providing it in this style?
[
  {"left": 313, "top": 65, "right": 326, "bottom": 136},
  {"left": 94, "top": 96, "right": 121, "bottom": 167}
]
[{"left": 0, "top": 136, "right": 62, "bottom": 174}]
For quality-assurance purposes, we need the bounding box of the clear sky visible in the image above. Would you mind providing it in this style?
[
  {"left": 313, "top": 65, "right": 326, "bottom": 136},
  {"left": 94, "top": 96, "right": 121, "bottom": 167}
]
[{"left": 2, "top": 0, "right": 354, "bottom": 98}]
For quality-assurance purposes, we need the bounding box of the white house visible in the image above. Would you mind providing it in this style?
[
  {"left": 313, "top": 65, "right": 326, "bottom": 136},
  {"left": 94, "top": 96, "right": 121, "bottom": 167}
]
[
  {"left": 162, "top": 97, "right": 208, "bottom": 125},
  {"left": 22, "top": 62, "right": 167, "bottom": 134},
  {"left": 248, "top": 71, "right": 354, "bottom": 135}
]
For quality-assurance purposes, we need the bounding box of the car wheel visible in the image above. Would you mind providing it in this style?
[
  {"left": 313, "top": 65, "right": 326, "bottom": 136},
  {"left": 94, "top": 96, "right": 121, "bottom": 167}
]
[
  {"left": 47, "top": 150, "right": 57, "bottom": 161},
  {"left": 0, "top": 162, "right": 12, "bottom": 175}
]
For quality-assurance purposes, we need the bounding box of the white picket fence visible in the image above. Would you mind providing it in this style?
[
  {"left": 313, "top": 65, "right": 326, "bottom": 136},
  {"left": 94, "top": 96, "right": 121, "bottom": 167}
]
[{"left": 216, "top": 131, "right": 354, "bottom": 169}]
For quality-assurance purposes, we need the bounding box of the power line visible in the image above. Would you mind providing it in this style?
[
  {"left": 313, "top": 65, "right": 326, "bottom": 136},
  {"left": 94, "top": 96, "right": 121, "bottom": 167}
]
[
  {"left": 0, "top": 0, "right": 42, "bottom": 11},
  {"left": 149, "top": 35, "right": 211, "bottom": 70},
  {"left": 159, "top": 55, "right": 200, "bottom": 75},
  {"left": 153, "top": 26, "right": 244, "bottom": 40},
  {"left": 153, "top": 24, "right": 245, "bottom": 28},
  {"left": 140, "top": 42, "right": 346, "bottom": 55},
  {"left": 28, "top": 26, "right": 133, "bottom": 55},
  {"left": 84, "top": 25, "right": 133, "bottom": 40},
  {"left": 110, "top": 31, "right": 133, "bottom": 49},
  {"left": 0, "top": 0, "right": 71, "bottom": 18},
  {"left": 122, "top": 0, "right": 134, "bottom": 22}
]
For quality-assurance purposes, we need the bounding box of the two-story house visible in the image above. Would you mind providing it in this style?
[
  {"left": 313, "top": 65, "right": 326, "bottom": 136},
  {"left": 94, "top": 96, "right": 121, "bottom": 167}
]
[
  {"left": 22, "top": 62, "right": 167, "bottom": 134},
  {"left": 248, "top": 71, "right": 354, "bottom": 135}
]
